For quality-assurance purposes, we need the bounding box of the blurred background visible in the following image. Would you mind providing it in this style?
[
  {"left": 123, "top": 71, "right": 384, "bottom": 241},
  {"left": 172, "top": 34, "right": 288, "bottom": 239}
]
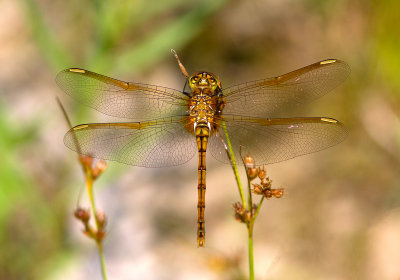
[{"left": 1, "top": 0, "right": 400, "bottom": 279}]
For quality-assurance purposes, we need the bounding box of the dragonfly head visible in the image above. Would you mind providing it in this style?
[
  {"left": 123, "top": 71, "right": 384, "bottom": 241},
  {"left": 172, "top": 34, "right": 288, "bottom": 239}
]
[{"left": 188, "top": 72, "right": 221, "bottom": 93}]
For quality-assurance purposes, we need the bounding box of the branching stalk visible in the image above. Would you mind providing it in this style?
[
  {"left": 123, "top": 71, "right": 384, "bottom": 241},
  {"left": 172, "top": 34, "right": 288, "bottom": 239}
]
[
  {"left": 58, "top": 98, "right": 108, "bottom": 280},
  {"left": 221, "top": 122, "right": 255, "bottom": 280},
  {"left": 221, "top": 121, "right": 282, "bottom": 280}
]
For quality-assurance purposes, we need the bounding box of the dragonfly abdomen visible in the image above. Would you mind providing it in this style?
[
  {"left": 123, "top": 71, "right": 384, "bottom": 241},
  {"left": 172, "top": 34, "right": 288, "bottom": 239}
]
[{"left": 195, "top": 124, "right": 209, "bottom": 247}]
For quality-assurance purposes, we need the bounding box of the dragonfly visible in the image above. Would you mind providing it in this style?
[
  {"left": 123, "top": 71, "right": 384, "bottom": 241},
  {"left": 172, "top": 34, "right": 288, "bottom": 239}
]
[{"left": 57, "top": 51, "right": 350, "bottom": 247}]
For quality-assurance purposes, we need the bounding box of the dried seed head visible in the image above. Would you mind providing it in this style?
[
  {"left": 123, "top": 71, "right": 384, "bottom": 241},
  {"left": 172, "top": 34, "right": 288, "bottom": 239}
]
[
  {"left": 92, "top": 160, "right": 107, "bottom": 180},
  {"left": 95, "top": 211, "right": 107, "bottom": 229},
  {"left": 260, "top": 177, "right": 272, "bottom": 188},
  {"left": 245, "top": 211, "right": 251, "bottom": 221},
  {"left": 252, "top": 184, "right": 263, "bottom": 195},
  {"left": 272, "top": 188, "right": 285, "bottom": 198},
  {"left": 233, "top": 202, "right": 245, "bottom": 215},
  {"left": 234, "top": 212, "right": 245, "bottom": 223},
  {"left": 263, "top": 189, "right": 273, "bottom": 198},
  {"left": 78, "top": 155, "right": 108, "bottom": 180},
  {"left": 96, "top": 229, "right": 106, "bottom": 242},
  {"left": 74, "top": 207, "right": 90, "bottom": 223},
  {"left": 258, "top": 166, "right": 266, "bottom": 180},
  {"left": 247, "top": 167, "right": 258, "bottom": 181},
  {"left": 244, "top": 154, "right": 255, "bottom": 169},
  {"left": 233, "top": 202, "right": 249, "bottom": 223},
  {"left": 79, "top": 155, "right": 93, "bottom": 170},
  {"left": 258, "top": 187, "right": 286, "bottom": 199}
]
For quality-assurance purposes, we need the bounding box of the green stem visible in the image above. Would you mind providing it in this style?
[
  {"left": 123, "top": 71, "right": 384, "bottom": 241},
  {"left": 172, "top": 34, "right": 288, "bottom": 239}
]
[
  {"left": 221, "top": 121, "right": 261, "bottom": 280},
  {"left": 253, "top": 196, "right": 265, "bottom": 222},
  {"left": 96, "top": 241, "right": 108, "bottom": 280},
  {"left": 248, "top": 225, "right": 255, "bottom": 280},
  {"left": 86, "top": 178, "right": 97, "bottom": 221},
  {"left": 222, "top": 121, "right": 246, "bottom": 208},
  {"left": 85, "top": 176, "right": 108, "bottom": 280},
  {"left": 247, "top": 196, "right": 264, "bottom": 280}
]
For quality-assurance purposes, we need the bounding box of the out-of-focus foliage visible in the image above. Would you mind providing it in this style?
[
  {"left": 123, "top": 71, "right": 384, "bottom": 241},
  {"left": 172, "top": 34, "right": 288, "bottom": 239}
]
[
  {"left": 1, "top": 0, "right": 400, "bottom": 279},
  {"left": 23, "top": 0, "right": 227, "bottom": 73},
  {"left": 0, "top": 101, "right": 65, "bottom": 279},
  {"left": 370, "top": 0, "right": 400, "bottom": 97}
]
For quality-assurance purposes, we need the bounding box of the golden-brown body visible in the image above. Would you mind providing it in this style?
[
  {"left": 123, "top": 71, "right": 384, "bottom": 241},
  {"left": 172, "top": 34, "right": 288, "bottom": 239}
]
[{"left": 186, "top": 71, "right": 223, "bottom": 247}]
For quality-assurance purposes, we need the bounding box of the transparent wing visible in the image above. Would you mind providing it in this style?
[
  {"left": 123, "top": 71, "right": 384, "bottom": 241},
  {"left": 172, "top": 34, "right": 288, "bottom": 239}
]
[
  {"left": 56, "top": 68, "right": 189, "bottom": 120},
  {"left": 222, "top": 59, "right": 350, "bottom": 117},
  {"left": 64, "top": 118, "right": 197, "bottom": 167},
  {"left": 209, "top": 116, "right": 347, "bottom": 165}
]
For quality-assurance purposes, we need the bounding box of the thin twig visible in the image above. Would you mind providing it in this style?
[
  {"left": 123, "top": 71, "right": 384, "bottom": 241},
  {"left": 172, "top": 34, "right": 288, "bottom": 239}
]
[{"left": 56, "top": 97, "right": 82, "bottom": 154}]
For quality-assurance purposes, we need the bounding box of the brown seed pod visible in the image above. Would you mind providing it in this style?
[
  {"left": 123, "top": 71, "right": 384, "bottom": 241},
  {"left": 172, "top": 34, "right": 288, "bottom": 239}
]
[
  {"left": 95, "top": 211, "right": 107, "bottom": 229},
  {"left": 74, "top": 207, "right": 90, "bottom": 223},
  {"left": 260, "top": 178, "right": 272, "bottom": 188},
  {"left": 247, "top": 167, "right": 258, "bottom": 180},
  {"left": 272, "top": 188, "right": 285, "bottom": 198},
  {"left": 258, "top": 166, "right": 266, "bottom": 180},
  {"left": 243, "top": 154, "right": 255, "bottom": 169},
  {"left": 252, "top": 184, "right": 263, "bottom": 195},
  {"left": 92, "top": 160, "right": 107, "bottom": 180}
]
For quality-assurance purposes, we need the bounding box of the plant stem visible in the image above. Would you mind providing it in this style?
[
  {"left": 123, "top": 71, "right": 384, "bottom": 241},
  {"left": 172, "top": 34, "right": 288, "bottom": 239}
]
[
  {"left": 248, "top": 225, "right": 255, "bottom": 280},
  {"left": 86, "top": 177, "right": 97, "bottom": 222},
  {"left": 85, "top": 176, "right": 108, "bottom": 280},
  {"left": 222, "top": 121, "right": 246, "bottom": 208},
  {"left": 221, "top": 122, "right": 259, "bottom": 279},
  {"left": 253, "top": 196, "right": 264, "bottom": 222},
  {"left": 58, "top": 89, "right": 108, "bottom": 279},
  {"left": 96, "top": 241, "right": 108, "bottom": 280},
  {"left": 247, "top": 196, "right": 265, "bottom": 280}
]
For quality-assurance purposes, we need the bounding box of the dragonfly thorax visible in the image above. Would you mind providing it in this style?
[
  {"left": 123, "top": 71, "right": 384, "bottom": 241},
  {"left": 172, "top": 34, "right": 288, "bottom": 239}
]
[{"left": 188, "top": 95, "right": 215, "bottom": 134}]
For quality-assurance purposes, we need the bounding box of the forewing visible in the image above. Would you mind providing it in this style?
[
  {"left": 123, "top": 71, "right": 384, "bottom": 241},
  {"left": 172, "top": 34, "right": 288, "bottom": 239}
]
[
  {"left": 56, "top": 68, "right": 189, "bottom": 120},
  {"left": 64, "top": 118, "right": 196, "bottom": 167},
  {"left": 209, "top": 116, "right": 347, "bottom": 165},
  {"left": 222, "top": 59, "right": 350, "bottom": 117}
]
